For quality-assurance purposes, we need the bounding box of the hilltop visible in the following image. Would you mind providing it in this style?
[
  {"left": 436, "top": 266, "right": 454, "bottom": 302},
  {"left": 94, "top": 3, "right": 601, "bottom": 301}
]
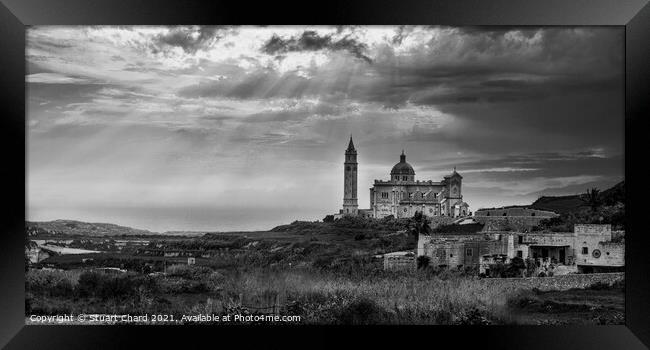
[
  {"left": 26, "top": 219, "right": 158, "bottom": 237},
  {"left": 529, "top": 181, "right": 624, "bottom": 214},
  {"left": 479, "top": 181, "right": 624, "bottom": 215},
  {"left": 529, "top": 195, "right": 590, "bottom": 214},
  {"left": 531, "top": 181, "right": 626, "bottom": 232}
]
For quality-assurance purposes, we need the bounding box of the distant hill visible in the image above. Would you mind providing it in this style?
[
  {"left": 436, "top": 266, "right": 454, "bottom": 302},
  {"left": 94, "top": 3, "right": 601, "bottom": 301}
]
[
  {"left": 600, "top": 180, "right": 625, "bottom": 206},
  {"left": 528, "top": 181, "right": 624, "bottom": 215},
  {"left": 529, "top": 195, "right": 589, "bottom": 214},
  {"left": 26, "top": 219, "right": 159, "bottom": 237}
]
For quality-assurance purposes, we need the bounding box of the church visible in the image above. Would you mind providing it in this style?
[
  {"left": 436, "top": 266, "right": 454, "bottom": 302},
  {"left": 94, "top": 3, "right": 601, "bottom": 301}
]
[{"left": 338, "top": 136, "right": 470, "bottom": 219}]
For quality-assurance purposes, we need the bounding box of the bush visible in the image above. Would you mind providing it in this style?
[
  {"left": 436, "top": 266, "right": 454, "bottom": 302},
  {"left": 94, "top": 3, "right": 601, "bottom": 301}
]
[
  {"left": 337, "top": 298, "right": 388, "bottom": 325},
  {"left": 312, "top": 256, "right": 334, "bottom": 270},
  {"left": 416, "top": 256, "right": 430, "bottom": 269},
  {"left": 158, "top": 276, "right": 208, "bottom": 294},
  {"left": 75, "top": 271, "right": 159, "bottom": 299},
  {"left": 454, "top": 307, "right": 492, "bottom": 325},
  {"left": 26, "top": 269, "right": 80, "bottom": 297},
  {"left": 77, "top": 271, "right": 104, "bottom": 297},
  {"left": 166, "top": 264, "right": 212, "bottom": 280}
]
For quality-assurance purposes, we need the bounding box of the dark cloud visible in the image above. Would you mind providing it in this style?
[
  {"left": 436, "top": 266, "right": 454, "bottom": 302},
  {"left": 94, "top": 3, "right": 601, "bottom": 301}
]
[
  {"left": 151, "top": 26, "right": 233, "bottom": 54},
  {"left": 359, "top": 27, "right": 624, "bottom": 108},
  {"left": 420, "top": 152, "right": 623, "bottom": 179},
  {"left": 261, "top": 30, "right": 372, "bottom": 63}
]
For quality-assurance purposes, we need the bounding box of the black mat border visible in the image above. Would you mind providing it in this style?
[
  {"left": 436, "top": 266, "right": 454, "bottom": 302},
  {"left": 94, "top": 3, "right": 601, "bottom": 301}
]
[{"left": 1, "top": 0, "right": 649, "bottom": 348}]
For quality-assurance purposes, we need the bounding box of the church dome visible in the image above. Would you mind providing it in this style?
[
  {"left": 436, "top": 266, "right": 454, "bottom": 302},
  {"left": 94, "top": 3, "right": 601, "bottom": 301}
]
[{"left": 390, "top": 151, "right": 415, "bottom": 176}]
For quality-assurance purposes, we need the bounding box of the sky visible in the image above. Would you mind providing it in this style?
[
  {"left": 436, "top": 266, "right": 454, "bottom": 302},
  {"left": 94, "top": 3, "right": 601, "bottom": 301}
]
[{"left": 26, "top": 26, "right": 624, "bottom": 232}]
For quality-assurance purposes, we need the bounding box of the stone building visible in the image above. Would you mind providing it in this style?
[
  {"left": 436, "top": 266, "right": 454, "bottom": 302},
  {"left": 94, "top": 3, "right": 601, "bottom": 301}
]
[
  {"left": 342, "top": 136, "right": 358, "bottom": 216},
  {"left": 369, "top": 151, "right": 469, "bottom": 218},
  {"left": 336, "top": 136, "right": 469, "bottom": 219},
  {"left": 416, "top": 224, "right": 624, "bottom": 275}
]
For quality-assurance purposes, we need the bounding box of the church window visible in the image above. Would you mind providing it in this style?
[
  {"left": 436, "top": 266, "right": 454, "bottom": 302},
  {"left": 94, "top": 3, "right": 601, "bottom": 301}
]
[
  {"left": 531, "top": 212, "right": 536, "bottom": 216},
  {"left": 502, "top": 212, "right": 507, "bottom": 216},
  {"left": 402, "top": 176, "right": 407, "bottom": 181},
  {"left": 346, "top": 166, "right": 350, "bottom": 171},
  {"left": 381, "top": 192, "right": 389, "bottom": 199},
  {"left": 404, "top": 208, "right": 408, "bottom": 212},
  {"left": 582, "top": 247, "right": 588, "bottom": 255},
  {"left": 466, "top": 248, "right": 473, "bottom": 256}
]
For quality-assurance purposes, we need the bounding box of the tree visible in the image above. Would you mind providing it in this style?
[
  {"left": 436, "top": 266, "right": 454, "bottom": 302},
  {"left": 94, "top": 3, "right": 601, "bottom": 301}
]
[
  {"left": 583, "top": 187, "right": 602, "bottom": 211},
  {"left": 323, "top": 215, "right": 335, "bottom": 223},
  {"left": 409, "top": 211, "right": 431, "bottom": 238}
]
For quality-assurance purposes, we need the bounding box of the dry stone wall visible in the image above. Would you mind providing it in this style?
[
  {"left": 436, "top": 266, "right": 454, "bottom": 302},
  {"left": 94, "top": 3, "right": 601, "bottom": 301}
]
[{"left": 479, "top": 272, "right": 624, "bottom": 292}]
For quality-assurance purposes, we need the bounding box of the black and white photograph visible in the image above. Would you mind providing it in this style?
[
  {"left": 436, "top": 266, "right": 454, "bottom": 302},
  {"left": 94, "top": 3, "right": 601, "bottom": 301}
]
[{"left": 25, "top": 25, "right": 625, "bottom": 325}]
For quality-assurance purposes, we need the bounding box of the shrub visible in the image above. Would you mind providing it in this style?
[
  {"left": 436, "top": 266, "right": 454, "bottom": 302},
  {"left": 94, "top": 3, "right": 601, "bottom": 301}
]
[
  {"left": 312, "top": 256, "right": 334, "bottom": 270},
  {"left": 166, "top": 264, "right": 212, "bottom": 280},
  {"left": 416, "top": 256, "right": 431, "bottom": 269},
  {"left": 76, "top": 271, "right": 105, "bottom": 297},
  {"left": 206, "top": 271, "right": 226, "bottom": 292},
  {"left": 487, "top": 262, "right": 506, "bottom": 278},
  {"left": 454, "top": 307, "right": 492, "bottom": 325},
  {"left": 26, "top": 269, "right": 80, "bottom": 296},
  {"left": 158, "top": 276, "right": 208, "bottom": 294},
  {"left": 337, "top": 298, "right": 388, "bottom": 325}
]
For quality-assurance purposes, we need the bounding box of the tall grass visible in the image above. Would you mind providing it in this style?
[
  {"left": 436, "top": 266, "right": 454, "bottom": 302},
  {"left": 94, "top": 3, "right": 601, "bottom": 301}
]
[
  {"left": 26, "top": 266, "right": 527, "bottom": 324},
  {"left": 214, "top": 268, "right": 515, "bottom": 324}
]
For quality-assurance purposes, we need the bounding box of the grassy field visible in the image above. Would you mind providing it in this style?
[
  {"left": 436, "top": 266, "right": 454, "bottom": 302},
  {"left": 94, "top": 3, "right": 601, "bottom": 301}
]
[
  {"left": 25, "top": 264, "right": 625, "bottom": 325},
  {"left": 26, "top": 216, "right": 624, "bottom": 325},
  {"left": 506, "top": 281, "right": 625, "bottom": 325}
]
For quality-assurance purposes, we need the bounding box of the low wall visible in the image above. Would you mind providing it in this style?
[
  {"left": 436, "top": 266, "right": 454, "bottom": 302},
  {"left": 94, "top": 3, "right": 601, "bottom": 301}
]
[
  {"left": 474, "top": 216, "right": 551, "bottom": 231},
  {"left": 479, "top": 272, "right": 624, "bottom": 292}
]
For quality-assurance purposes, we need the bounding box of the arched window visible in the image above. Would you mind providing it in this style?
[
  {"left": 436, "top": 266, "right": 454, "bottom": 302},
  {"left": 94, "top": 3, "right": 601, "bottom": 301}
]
[{"left": 346, "top": 166, "right": 350, "bottom": 171}]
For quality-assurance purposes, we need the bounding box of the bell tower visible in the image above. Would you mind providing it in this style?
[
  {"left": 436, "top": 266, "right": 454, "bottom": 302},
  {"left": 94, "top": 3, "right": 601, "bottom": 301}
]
[{"left": 343, "top": 135, "right": 358, "bottom": 216}]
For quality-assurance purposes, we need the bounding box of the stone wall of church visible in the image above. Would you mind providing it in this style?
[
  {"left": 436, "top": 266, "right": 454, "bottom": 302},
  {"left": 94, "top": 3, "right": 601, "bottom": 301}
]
[{"left": 397, "top": 204, "right": 440, "bottom": 218}]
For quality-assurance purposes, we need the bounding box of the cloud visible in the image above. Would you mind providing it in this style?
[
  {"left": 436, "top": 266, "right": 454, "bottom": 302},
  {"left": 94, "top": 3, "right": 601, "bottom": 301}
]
[
  {"left": 151, "top": 26, "right": 232, "bottom": 54},
  {"left": 25, "top": 26, "right": 625, "bottom": 231},
  {"left": 261, "top": 30, "right": 372, "bottom": 63},
  {"left": 27, "top": 73, "right": 93, "bottom": 84}
]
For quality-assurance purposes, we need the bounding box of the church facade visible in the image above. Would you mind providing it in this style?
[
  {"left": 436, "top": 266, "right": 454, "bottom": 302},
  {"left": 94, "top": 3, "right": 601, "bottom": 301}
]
[{"left": 339, "top": 136, "right": 470, "bottom": 219}]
